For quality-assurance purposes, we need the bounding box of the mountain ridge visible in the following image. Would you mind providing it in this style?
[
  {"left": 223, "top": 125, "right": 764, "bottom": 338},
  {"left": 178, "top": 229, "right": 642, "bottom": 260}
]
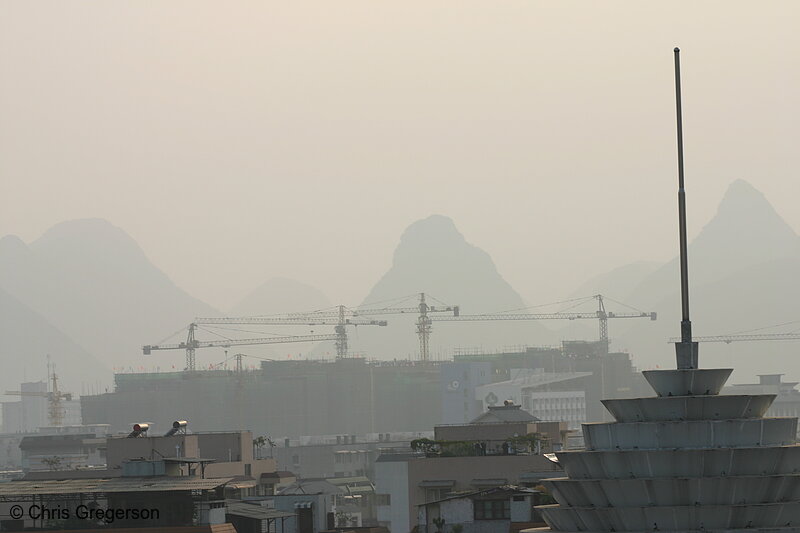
[
  {"left": 0, "top": 218, "right": 219, "bottom": 373},
  {"left": 350, "top": 215, "right": 556, "bottom": 358},
  {"left": 610, "top": 180, "right": 800, "bottom": 379}
]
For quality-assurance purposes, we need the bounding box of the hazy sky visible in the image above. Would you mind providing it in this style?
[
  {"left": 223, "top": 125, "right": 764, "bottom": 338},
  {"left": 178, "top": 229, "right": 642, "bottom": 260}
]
[{"left": 2, "top": 1, "right": 798, "bottom": 311}]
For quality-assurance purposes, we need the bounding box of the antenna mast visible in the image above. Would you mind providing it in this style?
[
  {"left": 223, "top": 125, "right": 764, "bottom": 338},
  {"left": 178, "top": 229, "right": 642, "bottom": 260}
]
[{"left": 673, "top": 47, "right": 698, "bottom": 370}]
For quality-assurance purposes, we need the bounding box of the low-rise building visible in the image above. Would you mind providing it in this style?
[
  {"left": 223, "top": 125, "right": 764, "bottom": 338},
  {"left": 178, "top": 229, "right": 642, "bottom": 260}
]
[
  {"left": 225, "top": 501, "right": 295, "bottom": 533},
  {"left": 19, "top": 425, "right": 109, "bottom": 472},
  {"left": 416, "top": 486, "right": 545, "bottom": 533},
  {"left": 374, "top": 405, "right": 563, "bottom": 533},
  {"left": 272, "top": 479, "right": 339, "bottom": 533},
  {"left": 104, "top": 428, "right": 277, "bottom": 493},
  {"left": 260, "top": 471, "right": 298, "bottom": 495},
  {"left": 273, "top": 432, "right": 432, "bottom": 480},
  {"left": 0, "top": 475, "right": 233, "bottom": 531},
  {"left": 434, "top": 403, "right": 568, "bottom": 452},
  {"left": 474, "top": 370, "right": 591, "bottom": 431},
  {"left": 327, "top": 476, "right": 377, "bottom": 527}
]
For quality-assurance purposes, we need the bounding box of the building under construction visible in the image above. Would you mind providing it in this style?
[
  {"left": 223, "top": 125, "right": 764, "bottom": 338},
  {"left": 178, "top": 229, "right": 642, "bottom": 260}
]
[
  {"left": 81, "top": 358, "right": 442, "bottom": 437},
  {"left": 82, "top": 337, "right": 649, "bottom": 441}
]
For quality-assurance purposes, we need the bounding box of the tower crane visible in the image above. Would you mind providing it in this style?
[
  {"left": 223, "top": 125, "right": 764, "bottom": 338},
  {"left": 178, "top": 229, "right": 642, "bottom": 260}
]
[
  {"left": 250, "top": 293, "right": 458, "bottom": 362},
  {"left": 667, "top": 318, "right": 800, "bottom": 345},
  {"left": 5, "top": 367, "right": 72, "bottom": 427},
  {"left": 143, "top": 331, "right": 339, "bottom": 371},
  {"left": 192, "top": 309, "right": 388, "bottom": 360},
  {"left": 349, "top": 293, "right": 459, "bottom": 362},
  {"left": 668, "top": 333, "right": 800, "bottom": 344},
  {"left": 431, "top": 294, "right": 656, "bottom": 353}
]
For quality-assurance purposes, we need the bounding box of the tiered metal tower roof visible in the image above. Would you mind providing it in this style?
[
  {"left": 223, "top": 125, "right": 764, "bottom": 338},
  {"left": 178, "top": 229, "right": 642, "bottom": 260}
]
[
  {"left": 535, "top": 48, "right": 800, "bottom": 531},
  {"left": 539, "top": 367, "right": 800, "bottom": 530}
]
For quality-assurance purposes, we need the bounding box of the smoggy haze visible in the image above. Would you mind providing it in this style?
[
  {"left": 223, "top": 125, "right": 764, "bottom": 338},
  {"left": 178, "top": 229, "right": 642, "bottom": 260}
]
[{"left": 1, "top": 1, "right": 798, "bottom": 311}]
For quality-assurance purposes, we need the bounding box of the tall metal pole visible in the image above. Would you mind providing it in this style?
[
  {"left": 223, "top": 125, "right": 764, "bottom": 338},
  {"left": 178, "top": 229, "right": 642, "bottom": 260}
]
[{"left": 673, "top": 47, "right": 698, "bottom": 370}]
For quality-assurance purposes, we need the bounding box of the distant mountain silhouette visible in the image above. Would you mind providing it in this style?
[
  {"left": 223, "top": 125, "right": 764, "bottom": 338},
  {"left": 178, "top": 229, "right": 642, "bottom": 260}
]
[
  {"left": 348, "top": 215, "right": 557, "bottom": 358},
  {"left": 571, "top": 261, "right": 660, "bottom": 300},
  {"left": 0, "top": 287, "right": 111, "bottom": 395},
  {"left": 230, "top": 277, "right": 331, "bottom": 316},
  {"left": 613, "top": 180, "right": 800, "bottom": 379},
  {"left": 627, "top": 180, "right": 800, "bottom": 307},
  {"left": 0, "top": 219, "right": 218, "bottom": 374}
]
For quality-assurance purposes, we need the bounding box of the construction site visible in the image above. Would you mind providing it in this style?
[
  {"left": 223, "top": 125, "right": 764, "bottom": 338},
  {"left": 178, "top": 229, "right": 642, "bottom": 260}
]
[
  {"left": 74, "top": 294, "right": 662, "bottom": 438},
  {"left": 15, "top": 291, "right": 798, "bottom": 442}
]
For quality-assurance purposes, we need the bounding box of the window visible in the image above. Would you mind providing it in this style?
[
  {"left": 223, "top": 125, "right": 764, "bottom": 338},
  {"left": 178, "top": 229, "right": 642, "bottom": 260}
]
[
  {"left": 377, "top": 494, "right": 391, "bottom": 506},
  {"left": 244, "top": 463, "right": 251, "bottom": 476},
  {"left": 425, "top": 488, "right": 449, "bottom": 502},
  {"left": 474, "top": 499, "right": 510, "bottom": 520}
]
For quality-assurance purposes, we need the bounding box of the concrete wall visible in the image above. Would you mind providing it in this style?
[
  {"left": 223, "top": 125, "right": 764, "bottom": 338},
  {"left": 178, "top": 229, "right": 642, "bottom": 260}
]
[
  {"left": 273, "top": 493, "right": 332, "bottom": 533},
  {"left": 197, "top": 431, "right": 252, "bottom": 462},
  {"left": 274, "top": 439, "right": 392, "bottom": 479},
  {"left": 434, "top": 422, "right": 531, "bottom": 442},
  {"left": 106, "top": 434, "right": 200, "bottom": 468},
  {"left": 20, "top": 433, "right": 106, "bottom": 471},
  {"left": 434, "top": 422, "right": 566, "bottom": 449},
  {"left": 509, "top": 494, "right": 534, "bottom": 522},
  {"left": 407, "top": 454, "right": 559, "bottom": 499},
  {"left": 375, "top": 457, "right": 411, "bottom": 533},
  {"left": 205, "top": 457, "right": 276, "bottom": 479},
  {"left": 106, "top": 431, "right": 275, "bottom": 480}
]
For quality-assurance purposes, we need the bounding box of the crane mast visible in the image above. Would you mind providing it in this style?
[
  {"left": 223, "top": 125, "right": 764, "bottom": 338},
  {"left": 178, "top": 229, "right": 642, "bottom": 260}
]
[
  {"left": 146, "top": 293, "right": 457, "bottom": 368},
  {"left": 352, "top": 293, "right": 459, "bottom": 362},
  {"left": 417, "top": 293, "right": 432, "bottom": 363},
  {"left": 5, "top": 363, "right": 72, "bottom": 427},
  {"left": 265, "top": 293, "right": 459, "bottom": 362}
]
